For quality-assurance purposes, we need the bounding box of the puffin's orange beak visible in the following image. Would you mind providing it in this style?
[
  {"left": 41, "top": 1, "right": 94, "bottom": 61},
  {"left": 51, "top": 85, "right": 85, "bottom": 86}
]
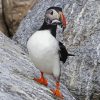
[{"left": 60, "top": 12, "right": 67, "bottom": 32}]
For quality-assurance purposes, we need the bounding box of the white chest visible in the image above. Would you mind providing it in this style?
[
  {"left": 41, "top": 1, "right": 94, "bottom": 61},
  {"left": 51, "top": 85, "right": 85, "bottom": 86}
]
[
  {"left": 27, "top": 30, "right": 59, "bottom": 56},
  {"left": 27, "top": 30, "right": 60, "bottom": 76}
]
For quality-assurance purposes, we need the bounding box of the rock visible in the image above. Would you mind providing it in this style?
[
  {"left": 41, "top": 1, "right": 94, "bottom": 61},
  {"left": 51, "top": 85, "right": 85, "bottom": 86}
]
[
  {"left": 61, "top": 1, "right": 100, "bottom": 100},
  {"left": 13, "top": 0, "right": 100, "bottom": 100},
  {"left": 0, "top": 0, "right": 8, "bottom": 36},
  {"left": 0, "top": 32, "right": 75, "bottom": 100},
  {"left": 2, "top": 0, "right": 37, "bottom": 36}
]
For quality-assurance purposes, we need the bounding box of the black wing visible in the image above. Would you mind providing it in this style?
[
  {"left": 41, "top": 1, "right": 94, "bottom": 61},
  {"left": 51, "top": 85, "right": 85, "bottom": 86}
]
[{"left": 59, "top": 42, "right": 75, "bottom": 63}]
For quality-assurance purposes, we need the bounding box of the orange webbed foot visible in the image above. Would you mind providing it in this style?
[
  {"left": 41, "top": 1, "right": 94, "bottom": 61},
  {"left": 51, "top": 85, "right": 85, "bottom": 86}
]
[
  {"left": 33, "top": 72, "right": 48, "bottom": 86},
  {"left": 33, "top": 77, "right": 48, "bottom": 86},
  {"left": 50, "top": 89, "right": 64, "bottom": 99},
  {"left": 50, "top": 82, "right": 64, "bottom": 99}
]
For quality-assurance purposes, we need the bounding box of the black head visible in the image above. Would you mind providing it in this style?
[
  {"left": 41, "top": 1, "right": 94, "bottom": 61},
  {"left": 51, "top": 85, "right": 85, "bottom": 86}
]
[
  {"left": 44, "top": 6, "right": 67, "bottom": 31},
  {"left": 47, "top": 7, "right": 62, "bottom": 12}
]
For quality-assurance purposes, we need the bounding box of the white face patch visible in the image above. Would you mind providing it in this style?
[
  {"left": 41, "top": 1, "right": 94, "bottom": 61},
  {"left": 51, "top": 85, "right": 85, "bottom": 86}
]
[
  {"left": 45, "top": 9, "right": 60, "bottom": 24},
  {"left": 51, "top": 9, "right": 59, "bottom": 20}
]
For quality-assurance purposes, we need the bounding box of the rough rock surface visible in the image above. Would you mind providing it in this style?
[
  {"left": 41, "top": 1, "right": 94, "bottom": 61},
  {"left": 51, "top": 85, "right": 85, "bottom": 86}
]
[
  {"left": 61, "top": 1, "right": 100, "bottom": 100},
  {"left": 13, "top": 0, "right": 100, "bottom": 100},
  {"left": 0, "top": 0, "right": 8, "bottom": 36},
  {"left": 0, "top": 32, "right": 76, "bottom": 100},
  {"left": 2, "top": 0, "right": 37, "bottom": 36}
]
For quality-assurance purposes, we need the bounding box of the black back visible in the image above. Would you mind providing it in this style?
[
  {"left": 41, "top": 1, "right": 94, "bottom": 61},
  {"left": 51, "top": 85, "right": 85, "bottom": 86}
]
[
  {"left": 59, "top": 42, "right": 75, "bottom": 63},
  {"left": 59, "top": 42, "right": 68, "bottom": 63}
]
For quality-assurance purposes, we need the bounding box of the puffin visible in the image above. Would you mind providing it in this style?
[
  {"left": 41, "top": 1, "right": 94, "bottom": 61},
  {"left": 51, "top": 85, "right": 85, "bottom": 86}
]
[{"left": 27, "top": 7, "right": 74, "bottom": 98}]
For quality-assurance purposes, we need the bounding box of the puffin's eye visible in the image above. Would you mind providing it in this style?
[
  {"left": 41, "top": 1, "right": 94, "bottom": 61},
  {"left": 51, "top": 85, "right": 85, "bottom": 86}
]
[{"left": 50, "top": 11, "right": 53, "bottom": 15}]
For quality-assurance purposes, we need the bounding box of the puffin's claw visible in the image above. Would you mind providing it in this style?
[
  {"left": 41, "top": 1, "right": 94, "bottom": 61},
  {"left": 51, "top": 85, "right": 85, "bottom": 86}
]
[
  {"left": 33, "top": 72, "right": 48, "bottom": 86},
  {"left": 33, "top": 77, "right": 48, "bottom": 86},
  {"left": 50, "top": 88, "right": 64, "bottom": 99},
  {"left": 50, "top": 82, "right": 64, "bottom": 99}
]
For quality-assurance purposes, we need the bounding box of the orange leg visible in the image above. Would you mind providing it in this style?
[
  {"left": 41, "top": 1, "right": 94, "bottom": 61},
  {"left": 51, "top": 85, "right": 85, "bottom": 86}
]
[
  {"left": 33, "top": 72, "right": 48, "bottom": 86},
  {"left": 50, "top": 82, "right": 64, "bottom": 99}
]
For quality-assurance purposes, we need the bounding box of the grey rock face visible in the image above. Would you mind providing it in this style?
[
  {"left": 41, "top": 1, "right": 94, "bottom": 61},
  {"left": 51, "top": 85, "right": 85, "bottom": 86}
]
[
  {"left": 0, "top": 32, "right": 75, "bottom": 100},
  {"left": 13, "top": 0, "right": 100, "bottom": 100},
  {"left": 61, "top": 1, "right": 100, "bottom": 100}
]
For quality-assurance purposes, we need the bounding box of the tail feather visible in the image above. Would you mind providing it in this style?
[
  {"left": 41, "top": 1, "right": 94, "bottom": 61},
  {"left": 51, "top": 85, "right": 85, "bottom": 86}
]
[{"left": 68, "top": 53, "right": 75, "bottom": 56}]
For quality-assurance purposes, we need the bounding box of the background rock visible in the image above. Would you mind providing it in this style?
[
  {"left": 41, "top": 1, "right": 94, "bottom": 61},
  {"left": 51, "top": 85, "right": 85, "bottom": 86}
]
[
  {"left": 2, "top": 0, "right": 37, "bottom": 37},
  {"left": 0, "top": 32, "right": 76, "bottom": 100},
  {"left": 61, "top": 1, "right": 100, "bottom": 100},
  {"left": 0, "top": 0, "right": 8, "bottom": 36},
  {"left": 13, "top": 0, "right": 100, "bottom": 100}
]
